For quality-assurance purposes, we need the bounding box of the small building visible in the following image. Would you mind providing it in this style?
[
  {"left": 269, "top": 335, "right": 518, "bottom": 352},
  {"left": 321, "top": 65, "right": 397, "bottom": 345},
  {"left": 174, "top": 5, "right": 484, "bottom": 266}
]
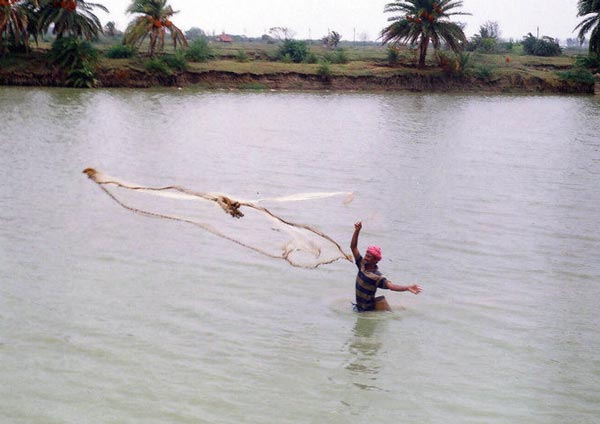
[{"left": 216, "top": 34, "right": 233, "bottom": 43}]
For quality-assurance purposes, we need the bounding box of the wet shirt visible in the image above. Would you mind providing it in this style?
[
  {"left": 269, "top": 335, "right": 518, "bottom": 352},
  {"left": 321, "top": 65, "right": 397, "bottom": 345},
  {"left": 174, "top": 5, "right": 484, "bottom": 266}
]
[{"left": 355, "top": 255, "right": 388, "bottom": 311}]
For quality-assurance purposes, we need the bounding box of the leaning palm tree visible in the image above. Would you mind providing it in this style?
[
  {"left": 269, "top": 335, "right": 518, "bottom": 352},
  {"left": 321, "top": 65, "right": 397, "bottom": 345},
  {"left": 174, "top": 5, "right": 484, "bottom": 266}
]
[
  {"left": 381, "top": 0, "right": 470, "bottom": 68},
  {"left": 0, "top": 0, "right": 38, "bottom": 55},
  {"left": 123, "top": 0, "right": 187, "bottom": 56},
  {"left": 36, "top": 0, "right": 108, "bottom": 40},
  {"left": 575, "top": 0, "right": 600, "bottom": 56}
]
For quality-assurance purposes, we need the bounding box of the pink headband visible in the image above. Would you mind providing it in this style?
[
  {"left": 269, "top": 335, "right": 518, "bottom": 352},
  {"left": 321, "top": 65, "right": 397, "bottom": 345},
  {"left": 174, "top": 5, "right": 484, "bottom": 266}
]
[{"left": 366, "top": 245, "right": 382, "bottom": 261}]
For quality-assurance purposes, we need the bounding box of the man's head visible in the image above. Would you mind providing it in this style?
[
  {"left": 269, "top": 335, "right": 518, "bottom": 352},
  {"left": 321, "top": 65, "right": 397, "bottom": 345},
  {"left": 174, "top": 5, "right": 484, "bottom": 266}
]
[{"left": 364, "top": 245, "right": 382, "bottom": 264}]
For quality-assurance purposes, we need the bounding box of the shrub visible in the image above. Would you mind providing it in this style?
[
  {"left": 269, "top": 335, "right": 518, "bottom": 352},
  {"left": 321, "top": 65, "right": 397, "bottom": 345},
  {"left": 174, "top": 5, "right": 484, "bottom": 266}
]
[
  {"left": 49, "top": 36, "right": 98, "bottom": 71},
  {"left": 557, "top": 67, "right": 596, "bottom": 84},
  {"left": 105, "top": 44, "right": 136, "bottom": 59},
  {"left": 278, "top": 39, "right": 308, "bottom": 63},
  {"left": 236, "top": 49, "right": 249, "bottom": 62},
  {"left": 161, "top": 51, "right": 187, "bottom": 71},
  {"left": 333, "top": 48, "right": 349, "bottom": 64},
  {"left": 575, "top": 54, "right": 600, "bottom": 71},
  {"left": 317, "top": 60, "right": 332, "bottom": 81},
  {"left": 185, "top": 37, "right": 213, "bottom": 62},
  {"left": 306, "top": 52, "right": 318, "bottom": 64},
  {"left": 474, "top": 64, "right": 495, "bottom": 80},
  {"left": 145, "top": 57, "right": 171, "bottom": 75},
  {"left": 522, "top": 33, "right": 561, "bottom": 57},
  {"left": 387, "top": 46, "right": 400, "bottom": 65},
  {"left": 49, "top": 37, "right": 99, "bottom": 87},
  {"left": 67, "top": 66, "right": 98, "bottom": 88}
]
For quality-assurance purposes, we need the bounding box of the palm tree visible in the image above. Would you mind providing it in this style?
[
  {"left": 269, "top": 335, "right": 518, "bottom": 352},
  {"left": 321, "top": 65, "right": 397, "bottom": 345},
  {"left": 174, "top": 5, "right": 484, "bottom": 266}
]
[
  {"left": 123, "top": 0, "right": 187, "bottom": 56},
  {"left": 575, "top": 0, "right": 600, "bottom": 56},
  {"left": 36, "top": 0, "right": 108, "bottom": 40},
  {"left": 381, "top": 0, "right": 470, "bottom": 68},
  {"left": 0, "top": 0, "right": 38, "bottom": 55}
]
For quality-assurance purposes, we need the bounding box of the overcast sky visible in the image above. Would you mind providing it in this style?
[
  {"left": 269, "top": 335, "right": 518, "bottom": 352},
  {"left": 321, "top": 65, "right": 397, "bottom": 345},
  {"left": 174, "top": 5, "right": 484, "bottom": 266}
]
[{"left": 97, "top": 0, "right": 583, "bottom": 42}]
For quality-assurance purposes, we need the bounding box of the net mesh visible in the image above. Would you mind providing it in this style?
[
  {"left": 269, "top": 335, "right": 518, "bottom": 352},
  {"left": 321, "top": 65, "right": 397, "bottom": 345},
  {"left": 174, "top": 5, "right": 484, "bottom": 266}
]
[{"left": 83, "top": 168, "right": 353, "bottom": 268}]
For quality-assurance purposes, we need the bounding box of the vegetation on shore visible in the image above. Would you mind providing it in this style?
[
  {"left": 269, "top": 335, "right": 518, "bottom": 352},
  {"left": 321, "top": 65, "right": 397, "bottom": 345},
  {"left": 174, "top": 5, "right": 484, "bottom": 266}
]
[{"left": 0, "top": 0, "right": 599, "bottom": 92}]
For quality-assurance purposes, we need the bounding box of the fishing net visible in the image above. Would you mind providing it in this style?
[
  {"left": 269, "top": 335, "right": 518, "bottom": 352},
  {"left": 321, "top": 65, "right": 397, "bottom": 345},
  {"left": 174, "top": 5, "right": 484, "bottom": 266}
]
[{"left": 83, "top": 168, "right": 354, "bottom": 268}]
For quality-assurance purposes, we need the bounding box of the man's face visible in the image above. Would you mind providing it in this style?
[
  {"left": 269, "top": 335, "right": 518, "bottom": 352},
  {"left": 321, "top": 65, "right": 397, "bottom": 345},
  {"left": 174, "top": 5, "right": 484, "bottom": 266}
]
[{"left": 364, "top": 252, "right": 378, "bottom": 265}]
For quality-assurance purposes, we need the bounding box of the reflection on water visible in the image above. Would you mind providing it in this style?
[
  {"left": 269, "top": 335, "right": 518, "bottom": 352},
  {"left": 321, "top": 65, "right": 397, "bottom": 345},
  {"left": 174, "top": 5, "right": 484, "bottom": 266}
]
[{"left": 346, "top": 316, "right": 385, "bottom": 391}]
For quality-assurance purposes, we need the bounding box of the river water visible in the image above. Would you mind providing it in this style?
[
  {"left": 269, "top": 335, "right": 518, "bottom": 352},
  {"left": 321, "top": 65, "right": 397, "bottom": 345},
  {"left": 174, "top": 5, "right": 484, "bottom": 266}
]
[{"left": 1, "top": 87, "right": 599, "bottom": 423}]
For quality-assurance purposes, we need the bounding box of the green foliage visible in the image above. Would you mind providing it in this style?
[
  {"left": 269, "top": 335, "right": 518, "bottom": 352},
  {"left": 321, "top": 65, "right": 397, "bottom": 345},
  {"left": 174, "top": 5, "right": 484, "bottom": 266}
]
[
  {"left": 36, "top": 0, "right": 108, "bottom": 41},
  {"left": 381, "top": 0, "right": 470, "bottom": 68},
  {"left": 387, "top": 46, "right": 400, "bottom": 65},
  {"left": 474, "top": 64, "right": 495, "bottom": 80},
  {"left": 105, "top": 44, "right": 137, "bottom": 59},
  {"left": 49, "top": 36, "right": 99, "bottom": 88},
  {"left": 185, "top": 38, "right": 213, "bottom": 62},
  {"left": 67, "top": 66, "right": 98, "bottom": 88},
  {"left": 439, "top": 51, "right": 471, "bottom": 76},
  {"left": 575, "top": 0, "right": 600, "bottom": 55},
  {"left": 557, "top": 67, "right": 596, "bottom": 84},
  {"left": 239, "top": 82, "right": 267, "bottom": 90},
  {"left": 236, "top": 49, "right": 249, "bottom": 62},
  {"left": 277, "top": 39, "right": 308, "bottom": 63},
  {"left": 575, "top": 53, "right": 600, "bottom": 71},
  {"left": 333, "top": 48, "right": 349, "bottom": 64},
  {"left": 145, "top": 57, "right": 172, "bottom": 75},
  {"left": 317, "top": 60, "right": 332, "bottom": 81},
  {"left": 522, "top": 33, "right": 561, "bottom": 57},
  {"left": 49, "top": 36, "right": 98, "bottom": 71},
  {"left": 161, "top": 51, "right": 187, "bottom": 70},
  {"left": 306, "top": 52, "right": 318, "bottom": 64},
  {"left": 123, "top": 0, "right": 188, "bottom": 56}
]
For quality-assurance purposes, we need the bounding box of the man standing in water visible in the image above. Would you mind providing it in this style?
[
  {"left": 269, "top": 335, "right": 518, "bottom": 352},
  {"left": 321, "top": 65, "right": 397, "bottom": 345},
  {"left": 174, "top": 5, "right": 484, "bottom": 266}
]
[{"left": 351, "top": 221, "right": 422, "bottom": 311}]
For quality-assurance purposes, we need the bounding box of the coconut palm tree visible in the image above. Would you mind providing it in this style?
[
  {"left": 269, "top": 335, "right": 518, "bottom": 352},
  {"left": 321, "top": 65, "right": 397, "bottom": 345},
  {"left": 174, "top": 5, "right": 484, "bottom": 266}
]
[
  {"left": 123, "top": 0, "right": 187, "bottom": 56},
  {"left": 36, "top": 0, "right": 108, "bottom": 40},
  {"left": 0, "top": 0, "right": 38, "bottom": 55},
  {"left": 575, "top": 0, "right": 600, "bottom": 55},
  {"left": 381, "top": 0, "right": 470, "bottom": 68}
]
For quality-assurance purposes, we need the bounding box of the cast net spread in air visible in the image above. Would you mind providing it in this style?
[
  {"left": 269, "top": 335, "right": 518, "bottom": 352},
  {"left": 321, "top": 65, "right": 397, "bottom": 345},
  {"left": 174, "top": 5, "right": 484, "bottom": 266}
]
[{"left": 83, "top": 168, "right": 354, "bottom": 268}]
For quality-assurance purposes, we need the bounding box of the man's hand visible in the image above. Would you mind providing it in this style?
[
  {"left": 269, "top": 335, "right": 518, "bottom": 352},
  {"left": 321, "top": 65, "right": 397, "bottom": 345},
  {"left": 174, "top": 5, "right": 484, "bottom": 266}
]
[
  {"left": 354, "top": 221, "right": 362, "bottom": 232},
  {"left": 408, "top": 284, "right": 422, "bottom": 295}
]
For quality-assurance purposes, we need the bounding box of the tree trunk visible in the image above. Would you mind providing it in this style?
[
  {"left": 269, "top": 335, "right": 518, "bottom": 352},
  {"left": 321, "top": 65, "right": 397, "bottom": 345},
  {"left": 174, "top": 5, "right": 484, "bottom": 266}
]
[{"left": 418, "top": 36, "right": 429, "bottom": 68}]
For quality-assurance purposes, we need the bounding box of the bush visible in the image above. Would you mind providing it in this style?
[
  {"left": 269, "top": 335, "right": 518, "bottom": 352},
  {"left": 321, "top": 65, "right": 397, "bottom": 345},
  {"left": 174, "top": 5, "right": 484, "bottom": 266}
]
[
  {"left": 105, "top": 44, "right": 136, "bottom": 59},
  {"left": 306, "top": 52, "right": 318, "bottom": 64},
  {"left": 557, "top": 67, "right": 596, "bottom": 84},
  {"left": 333, "top": 48, "right": 349, "bottom": 64},
  {"left": 49, "top": 37, "right": 99, "bottom": 87},
  {"left": 161, "top": 51, "right": 187, "bottom": 71},
  {"left": 522, "top": 33, "right": 561, "bottom": 57},
  {"left": 317, "top": 60, "right": 332, "bottom": 81},
  {"left": 575, "top": 54, "right": 600, "bottom": 71},
  {"left": 49, "top": 36, "right": 98, "bottom": 71},
  {"left": 185, "top": 37, "right": 213, "bottom": 62},
  {"left": 145, "top": 57, "right": 171, "bottom": 75},
  {"left": 67, "top": 66, "right": 98, "bottom": 88},
  {"left": 277, "top": 39, "right": 308, "bottom": 63},
  {"left": 474, "top": 64, "right": 495, "bottom": 80},
  {"left": 236, "top": 49, "right": 249, "bottom": 62},
  {"left": 387, "top": 46, "right": 400, "bottom": 65}
]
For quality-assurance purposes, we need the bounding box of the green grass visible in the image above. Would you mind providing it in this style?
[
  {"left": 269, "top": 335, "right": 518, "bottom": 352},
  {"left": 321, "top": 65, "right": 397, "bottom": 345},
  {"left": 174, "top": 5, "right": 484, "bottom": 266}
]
[{"left": 2, "top": 38, "right": 592, "bottom": 91}]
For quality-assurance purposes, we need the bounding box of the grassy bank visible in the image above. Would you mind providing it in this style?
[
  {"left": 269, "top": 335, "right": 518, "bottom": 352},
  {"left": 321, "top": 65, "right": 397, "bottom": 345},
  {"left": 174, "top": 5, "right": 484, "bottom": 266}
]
[{"left": 0, "top": 39, "right": 597, "bottom": 93}]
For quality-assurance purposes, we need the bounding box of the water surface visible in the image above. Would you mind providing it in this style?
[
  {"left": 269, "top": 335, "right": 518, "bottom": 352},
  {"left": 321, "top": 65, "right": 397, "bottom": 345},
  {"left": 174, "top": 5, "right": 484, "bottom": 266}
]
[{"left": 1, "top": 87, "right": 599, "bottom": 423}]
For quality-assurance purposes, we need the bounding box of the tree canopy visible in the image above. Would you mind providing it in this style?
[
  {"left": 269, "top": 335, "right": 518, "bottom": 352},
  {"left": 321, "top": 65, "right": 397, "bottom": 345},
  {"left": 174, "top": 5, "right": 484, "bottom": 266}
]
[{"left": 381, "top": 0, "right": 470, "bottom": 68}]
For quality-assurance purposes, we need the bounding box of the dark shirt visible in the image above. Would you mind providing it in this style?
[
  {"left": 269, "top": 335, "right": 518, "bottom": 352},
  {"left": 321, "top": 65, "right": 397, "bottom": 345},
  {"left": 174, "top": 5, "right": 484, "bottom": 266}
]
[{"left": 355, "top": 255, "right": 388, "bottom": 311}]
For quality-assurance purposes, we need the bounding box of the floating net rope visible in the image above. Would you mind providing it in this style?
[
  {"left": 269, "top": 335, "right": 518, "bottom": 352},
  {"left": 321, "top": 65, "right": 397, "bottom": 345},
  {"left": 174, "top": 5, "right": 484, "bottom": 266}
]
[{"left": 83, "top": 168, "right": 354, "bottom": 268}]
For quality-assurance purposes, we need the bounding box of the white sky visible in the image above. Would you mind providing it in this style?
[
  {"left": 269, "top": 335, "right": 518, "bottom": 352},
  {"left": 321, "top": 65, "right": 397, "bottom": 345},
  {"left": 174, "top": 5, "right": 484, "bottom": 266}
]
[{"left": 97, "top": 0, "right": 583, "bottom": 42}]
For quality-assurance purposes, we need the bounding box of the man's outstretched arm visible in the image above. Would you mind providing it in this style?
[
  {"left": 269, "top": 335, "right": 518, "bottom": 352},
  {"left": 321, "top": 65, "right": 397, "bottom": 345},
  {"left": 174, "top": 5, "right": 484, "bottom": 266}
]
[
  {"left": 350, "top": 221, "right": 362, "bottom": 261},
  {"left": 386, "top": 281, "right": 422, "bottom": 294}
]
